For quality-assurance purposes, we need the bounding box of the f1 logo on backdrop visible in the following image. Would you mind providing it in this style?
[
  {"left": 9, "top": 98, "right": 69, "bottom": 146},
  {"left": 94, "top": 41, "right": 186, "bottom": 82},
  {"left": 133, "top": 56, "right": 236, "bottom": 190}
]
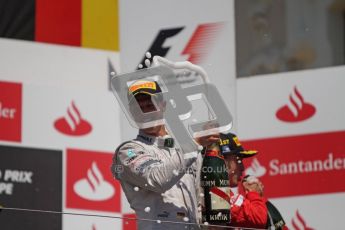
[
  {"left": 276, "top": 86, "right": 316, "bottom": 122},
  {"left": 0, "top": 81, "right": 22, "bottom": 142},
  {"left": 137, "top": 22, "right": 224, "bottom": 68},
  {"left": 242, "top": 130, "right": 345, "bottom": 198},
  {"left": 107, "top": 23, "right": 223, "bottom": 90},
  {"left": 66, "top": 149, "right": 121, "bottom": 212},
  {"left": 54, "top": 101, "right": 92, "bottom": 136}
]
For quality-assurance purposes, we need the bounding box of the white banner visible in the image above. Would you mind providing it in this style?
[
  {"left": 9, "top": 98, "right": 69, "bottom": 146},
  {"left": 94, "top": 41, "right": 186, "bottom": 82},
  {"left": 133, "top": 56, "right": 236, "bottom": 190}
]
[
  {"left": 270, "top": 193, "right": 345, "bottom": 230},
  {"left": 237, "top": 66, "right": 345, "bottom": 140},
  {"left": 0, "top": 38, "right": 119, "bottom": 91},
  {"left": 22, "top": 83, "right": 121, "bottom": 152}
]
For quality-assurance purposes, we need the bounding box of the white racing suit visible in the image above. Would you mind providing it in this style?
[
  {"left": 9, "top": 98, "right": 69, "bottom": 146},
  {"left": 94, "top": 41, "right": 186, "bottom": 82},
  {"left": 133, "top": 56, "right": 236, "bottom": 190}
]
[{"left": 111, "top": 131, "right": 202, "bottom": 230}]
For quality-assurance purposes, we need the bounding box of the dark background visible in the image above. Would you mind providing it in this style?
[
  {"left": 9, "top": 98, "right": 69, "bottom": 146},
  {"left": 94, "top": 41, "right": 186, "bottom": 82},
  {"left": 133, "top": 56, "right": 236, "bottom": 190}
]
[{"left": 0, "top": 145, "right": 62, "bottom": 230}]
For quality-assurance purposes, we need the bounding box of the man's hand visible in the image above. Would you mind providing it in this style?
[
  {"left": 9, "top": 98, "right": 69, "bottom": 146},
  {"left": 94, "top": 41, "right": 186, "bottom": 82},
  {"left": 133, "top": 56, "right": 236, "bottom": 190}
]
[
  {"left": 195, "top": 134, "right": 220, "bottom": 147},
  {"left": 194, "top": 121, "right": 221, "bottom": 147},
  {"left": 242, "top": 176, "right": 264, "bottom": 197}
]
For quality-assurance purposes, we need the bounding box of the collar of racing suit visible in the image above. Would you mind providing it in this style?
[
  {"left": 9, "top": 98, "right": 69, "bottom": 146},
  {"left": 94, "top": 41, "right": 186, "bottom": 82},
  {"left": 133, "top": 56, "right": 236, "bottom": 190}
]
[{"left": 137, "top": 130, "right": 175, "bottom": 148}]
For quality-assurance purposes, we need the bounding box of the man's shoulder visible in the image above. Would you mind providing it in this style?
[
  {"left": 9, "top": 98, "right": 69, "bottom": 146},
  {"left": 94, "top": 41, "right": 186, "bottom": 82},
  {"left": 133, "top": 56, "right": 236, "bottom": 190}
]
[
  {"left": 115, "top": 140, "right": 152, "bottom": 167},
  {"left": 116, "top": 139, "right": 146, "bottom": 153}
]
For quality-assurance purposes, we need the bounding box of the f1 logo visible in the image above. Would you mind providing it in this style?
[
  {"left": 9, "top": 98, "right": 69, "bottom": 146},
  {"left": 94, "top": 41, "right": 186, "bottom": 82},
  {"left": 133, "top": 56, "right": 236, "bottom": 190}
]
[
  {"left": 111, "top": 58, "right": 232, "bottom": 158},
  {"left": 137, "top": 23, "right": 223, "bottom": 68},
  {"left": 137, "top": 27, "right": 184, "bottom": 69}
]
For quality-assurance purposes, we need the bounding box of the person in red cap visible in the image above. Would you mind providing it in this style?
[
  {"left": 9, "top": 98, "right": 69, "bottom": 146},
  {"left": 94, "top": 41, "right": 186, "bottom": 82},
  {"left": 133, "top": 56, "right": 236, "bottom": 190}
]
[
  {"left": 219, "top": 133, "right": 267, "bottom": 229},
  {"left": 203, "top": 133, "right": 287, "bottom": 230}
]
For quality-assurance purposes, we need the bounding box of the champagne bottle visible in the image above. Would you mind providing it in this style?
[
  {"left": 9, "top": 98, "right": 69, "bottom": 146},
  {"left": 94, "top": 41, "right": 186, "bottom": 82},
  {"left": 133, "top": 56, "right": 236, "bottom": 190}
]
[{"left": 200, "top": 143, "right": 231, "bottom": 225}]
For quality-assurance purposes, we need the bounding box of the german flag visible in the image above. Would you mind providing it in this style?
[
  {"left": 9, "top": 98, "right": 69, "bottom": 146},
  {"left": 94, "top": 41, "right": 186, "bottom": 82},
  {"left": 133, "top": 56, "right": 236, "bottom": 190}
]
[{"left": 0, "top": 0, "right": 119, "bottom": 51}]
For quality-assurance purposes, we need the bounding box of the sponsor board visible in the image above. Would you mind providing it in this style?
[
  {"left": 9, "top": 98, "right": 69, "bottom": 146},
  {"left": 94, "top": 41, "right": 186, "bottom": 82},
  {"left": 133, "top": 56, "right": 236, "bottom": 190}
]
[
  {"left": 243, "top": 130, "right": 345, "bottom": 198},
  {"left": 237, "top": 58, "right": 345, "bottom": 229},
  {"left": 237, "top": 66, "right": 345, "bottom": 140},
  {"left": 66, "top": 148, "right": 121, "bottom": 212},
  {"left": 0, "top": 81, "right": 22, "bottom": 142},
  {"left": 22, "top": 83, "right": 121, "bottom": 151},
  {"left": 0, "top": 145, "right": 62, "bottom": 230}
]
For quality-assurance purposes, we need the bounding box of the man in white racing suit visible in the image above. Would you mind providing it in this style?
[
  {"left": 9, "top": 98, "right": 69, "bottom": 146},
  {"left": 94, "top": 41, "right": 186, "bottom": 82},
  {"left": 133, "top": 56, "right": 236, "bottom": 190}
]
[{"left": 111, "top": 80, "right": 218, "bottom": 230}]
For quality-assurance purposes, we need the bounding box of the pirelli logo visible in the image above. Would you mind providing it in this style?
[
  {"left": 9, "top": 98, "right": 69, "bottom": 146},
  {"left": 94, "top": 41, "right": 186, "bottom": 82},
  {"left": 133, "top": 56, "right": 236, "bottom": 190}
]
[{"left": 129, "top": 82, "right": 156, "bottom": 93}]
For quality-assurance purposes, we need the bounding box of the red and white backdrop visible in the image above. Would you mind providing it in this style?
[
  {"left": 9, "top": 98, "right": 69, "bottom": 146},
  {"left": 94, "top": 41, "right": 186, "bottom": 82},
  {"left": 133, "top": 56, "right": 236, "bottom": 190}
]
[
  {"left": 238, "top": 66, "right": 345, "bottom": 229},
  {"left": 0, "top": 38, "right": 126, "bottom": 229},
  {"left": 0, "top": 0, "right": 237, "bottom": 229},
  {"left": 1, "top": 0, "right": 345, "bottom": 229}
]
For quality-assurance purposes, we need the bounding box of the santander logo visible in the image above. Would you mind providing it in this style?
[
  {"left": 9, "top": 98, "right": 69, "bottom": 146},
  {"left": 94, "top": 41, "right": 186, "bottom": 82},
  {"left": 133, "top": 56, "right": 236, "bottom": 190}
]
[
  {"left": 246, "top": 153, "right": 344, "bottom": 178},
  {"left": 276, "top": 86, "right": 316, "bottom": 122},
  {"left": 66, "top": 149, "right": 121, "bottom": 212},
  {"left": 73, "top": 161, "right": 115, "bottom": 201},
  {"left": 54, "top": 101, "right": 92, "bottom": 136},
  {"left": 291, "top": 210, "right": 314, "bottom": 230},
  {"left": 245, "top": 158, "right": 267, "bottom": 178}
]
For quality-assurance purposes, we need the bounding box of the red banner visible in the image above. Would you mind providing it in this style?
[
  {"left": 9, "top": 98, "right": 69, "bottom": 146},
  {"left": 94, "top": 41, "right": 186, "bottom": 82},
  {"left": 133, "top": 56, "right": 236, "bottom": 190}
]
[
  {"left": 0, "top": 81, "right": 22, "bottom": 142},
  {"left": 66, "top": 148, "right": 121, "bottom": 212},
  {"left": 242, "top": 130, "right": 345, "bottom": 198}
]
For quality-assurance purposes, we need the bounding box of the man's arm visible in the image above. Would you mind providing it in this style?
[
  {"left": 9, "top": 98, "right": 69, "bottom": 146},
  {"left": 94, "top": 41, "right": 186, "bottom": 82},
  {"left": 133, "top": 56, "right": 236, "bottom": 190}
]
[
  {"left": 230, "top": 178, "right": 268, "bottom": 228},
  {"left": 242, "top": 191, "right": 268, "bottom": 226},
  {"left": 230, "top": 191, "right": 268, "bottom": 228},
  {"left": 113, "top": 142, "right": 198, "bottom": 193}
]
